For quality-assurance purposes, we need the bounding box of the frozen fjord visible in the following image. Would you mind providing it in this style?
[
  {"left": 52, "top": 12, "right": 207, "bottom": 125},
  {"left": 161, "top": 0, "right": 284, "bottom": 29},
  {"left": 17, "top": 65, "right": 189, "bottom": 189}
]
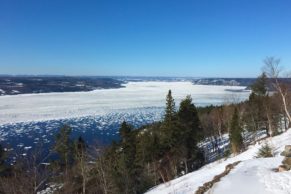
[
  {"left": 0, "top": 81, "right": 250, "bottom": 125},
  {"left": 0, "top": 81, "right": 250, "bottom": 161}
]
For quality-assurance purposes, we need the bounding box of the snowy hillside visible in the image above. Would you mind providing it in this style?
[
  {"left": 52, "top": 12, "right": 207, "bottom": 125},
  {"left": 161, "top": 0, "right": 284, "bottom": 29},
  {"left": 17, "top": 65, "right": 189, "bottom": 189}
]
[{"left": 146, "top": 129, "right": 291, "bottom": 194}]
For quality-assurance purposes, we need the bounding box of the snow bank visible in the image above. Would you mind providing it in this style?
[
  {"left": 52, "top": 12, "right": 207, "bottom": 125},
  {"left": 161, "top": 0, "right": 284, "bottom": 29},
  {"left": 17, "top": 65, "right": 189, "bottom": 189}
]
[
  {"left": 208, "top": 157, "right": 291, "bottom": 194},
  {"left": 146, "top": 129, "right": 291, "bottom": 194},
  {"left": 0, "top": 82, "right": 249, "bottom": 125}
]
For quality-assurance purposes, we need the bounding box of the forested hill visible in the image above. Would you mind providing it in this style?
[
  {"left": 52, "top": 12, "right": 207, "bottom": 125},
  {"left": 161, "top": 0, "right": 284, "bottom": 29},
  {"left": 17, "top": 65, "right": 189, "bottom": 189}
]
[
  {"left": 192, "top": 78, "right": 256, "bottom": 86},
  {"left": 192, "top": 77, "right": 291, "bottom": 89},
  {"left": 0, "top": 76, "right": 124, "bottom": 95},
  {"left": 116, "top": 76, "right": 257, "bottom": 86}
]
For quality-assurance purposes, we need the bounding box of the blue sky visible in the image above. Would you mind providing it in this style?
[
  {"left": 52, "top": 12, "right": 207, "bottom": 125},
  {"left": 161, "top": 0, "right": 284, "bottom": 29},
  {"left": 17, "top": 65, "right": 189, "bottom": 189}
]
[{"left": 0, "top": 0, "right": 291, "bottom": 77}]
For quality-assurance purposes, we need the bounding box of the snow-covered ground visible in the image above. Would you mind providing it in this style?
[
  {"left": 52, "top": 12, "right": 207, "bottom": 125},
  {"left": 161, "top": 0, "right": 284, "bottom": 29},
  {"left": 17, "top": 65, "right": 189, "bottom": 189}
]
[
  {"left": 0, "top": 81, "right": 249, "bottom": 125},
  {"left": 146, "top": 129, "right": 291, "bottom": 194}
]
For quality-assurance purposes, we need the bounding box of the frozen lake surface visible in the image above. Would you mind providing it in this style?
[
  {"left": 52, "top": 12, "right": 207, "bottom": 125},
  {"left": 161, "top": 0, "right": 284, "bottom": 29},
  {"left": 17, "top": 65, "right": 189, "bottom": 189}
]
[
  {"left": 0, "top": 81, "right": 250, "bottom": 159},
  {"left": 0, "top": 81, "right": 250, "bottom": 125}
]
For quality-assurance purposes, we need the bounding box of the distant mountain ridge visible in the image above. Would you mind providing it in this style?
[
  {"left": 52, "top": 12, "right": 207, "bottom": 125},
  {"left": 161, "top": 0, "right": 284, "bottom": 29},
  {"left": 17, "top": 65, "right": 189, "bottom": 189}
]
[
  {"left": 192, "top": 78, "right": 255, "bottom": 86},
  {"left": 117, "top": 76, "right": 256, "bottom": 85},
  {"left": 119, "top": 77, "right": 256, "bottom": 87},
  {"left": 0, "top": 76, "right": 124, "bottom": 95}
]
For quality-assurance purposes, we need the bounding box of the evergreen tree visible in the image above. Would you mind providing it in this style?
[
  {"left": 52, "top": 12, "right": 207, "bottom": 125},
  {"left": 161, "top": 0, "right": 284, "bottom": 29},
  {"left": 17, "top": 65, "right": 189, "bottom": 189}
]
[
  {"left": 119, "top": 121, "right": 132, "bottom": 142},
  {"left": 177, "top": 95, "right": 204, "bottom": 172},
  {"left": 135, "top": 124, "right": 162, "bottom": 187},
  {"left": 246, "top": 72, "right": 275, "bottom": 136},
  {"left": 0, "top": 144, "right": 7, "bottom": 174},
  {"left": 76, "top": 136, "right": 87, "bottom": 155},
  {"left": 251, "top": 72, "right": 268, "bottom": 96},
  {"left": 160, "top": 90, "right": 178, "bottom": 149},
  {"left": 256, "top": 143, "right": 274, "bottom": 158},
  {"left": 109, "top": 121, "right": 140, "bottom": 194},
  {"left": 245, "top": 92, "right": 263, "bottom": 132},
  {"left": 74, "top": 136, "right": 88, "bottom": 194},
  {"left": 178, "top": 95, "right": 203, "bottom": 142},
  {"left": 119, "top": 122, "right": 135, "bottom": 169},
  {"left": 54, "top": 124, "right": 74, "bottom": 173},
  {"left": 164, "top": 90, "right": 176, "bottom": 124},
  {"left": 229, "top": 108, "right": 244, "bottom": 154}
]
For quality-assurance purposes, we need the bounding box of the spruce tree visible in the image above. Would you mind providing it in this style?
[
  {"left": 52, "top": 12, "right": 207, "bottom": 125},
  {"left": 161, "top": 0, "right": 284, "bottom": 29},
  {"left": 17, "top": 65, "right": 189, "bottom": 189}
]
[
  {"left": 160, "top": 90, "right": 178, "bottom": 149},
  {"left": 76, "top": 136, "right": 87, "bottom": 154},
  {"left": 0, "top": 144, "right": 7, "bottom": 174},
  {"left": 116, "top": 121, "right": 138, "bottom": 193},
  {"left": 164, "top": 90, "right": 176, "bottom": 124},
  {"left": 74, "top": 136, "right": 88, "bottom": 194},
  {"left": 177, "top": 95, "right": 204, "bottom": 172},
  {"left": 54, "top": 124, "right": 74, "bottom": 173},
  {"left": 229, "top": 108, "right": 244, "bottom": 154},
  {"left": 119, "top": 121, "right": 132, "bottom": 142},
  {"left": 251, "top": 72, "right": 268, "bottom": 96},
  {"left": 119, "top": 122, "right": 135, "bottom": 167},
  {"left": 246, "top": 72, "right": 274, "bottom": 135},
  {"left": 75, "top": 136, "right": 87, "bottom": 162},
  {"left": 178, "top": 95, "right": 203, "bottom": 142}
]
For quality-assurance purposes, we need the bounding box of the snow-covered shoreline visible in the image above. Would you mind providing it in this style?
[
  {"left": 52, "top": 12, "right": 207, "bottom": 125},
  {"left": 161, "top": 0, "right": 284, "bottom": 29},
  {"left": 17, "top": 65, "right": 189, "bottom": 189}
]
[{"left": 0, "top": 81, "right": 250, "bottom": 125}]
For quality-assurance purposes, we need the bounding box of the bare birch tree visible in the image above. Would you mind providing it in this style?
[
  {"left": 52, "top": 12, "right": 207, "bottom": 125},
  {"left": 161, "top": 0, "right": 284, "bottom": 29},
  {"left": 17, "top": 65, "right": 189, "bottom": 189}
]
[{"left": 263, "top": 57, "right": 291, "bottom": 127}]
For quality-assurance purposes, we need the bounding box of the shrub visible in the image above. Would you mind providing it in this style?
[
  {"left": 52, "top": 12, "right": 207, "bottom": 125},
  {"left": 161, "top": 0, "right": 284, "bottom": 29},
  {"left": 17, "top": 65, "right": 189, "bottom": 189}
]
[{"left": 256, "top": 143, "right": 274, "bottom": 158}]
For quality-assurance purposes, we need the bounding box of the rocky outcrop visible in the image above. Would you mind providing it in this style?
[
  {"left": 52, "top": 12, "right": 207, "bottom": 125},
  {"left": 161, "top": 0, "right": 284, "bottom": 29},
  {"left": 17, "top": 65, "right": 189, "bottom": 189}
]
[{"left": 279, "top": 145, "right": 291, "bottom": 172}]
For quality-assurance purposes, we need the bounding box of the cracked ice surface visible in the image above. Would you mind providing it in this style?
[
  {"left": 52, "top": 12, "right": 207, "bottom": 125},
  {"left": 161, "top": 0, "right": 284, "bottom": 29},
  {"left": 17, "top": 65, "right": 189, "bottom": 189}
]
[{"left": 0, "top": 81, "right": 250, "bottom": 125}]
